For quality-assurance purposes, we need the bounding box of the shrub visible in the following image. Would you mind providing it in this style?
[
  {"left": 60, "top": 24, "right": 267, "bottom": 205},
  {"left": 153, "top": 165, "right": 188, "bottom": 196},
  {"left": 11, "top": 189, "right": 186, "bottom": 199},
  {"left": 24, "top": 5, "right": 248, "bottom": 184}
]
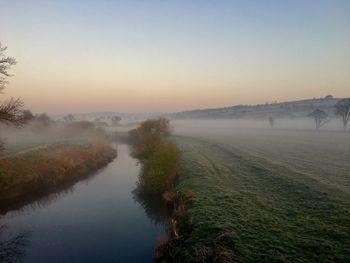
[
  {"left": 128, "top": 118, "right": 171, "bottom": 159},
  {"left": 130, "top": 133, "right": 162, "bottom": 160},
  {"left": 129, "top": 118, "right": 181, "bottom": 194},
  {"left": 139, "top": 142, "right": 181, "bottom": 194},
  {"left": 130, "top": 118, "right": 171, "bottom": 139}
]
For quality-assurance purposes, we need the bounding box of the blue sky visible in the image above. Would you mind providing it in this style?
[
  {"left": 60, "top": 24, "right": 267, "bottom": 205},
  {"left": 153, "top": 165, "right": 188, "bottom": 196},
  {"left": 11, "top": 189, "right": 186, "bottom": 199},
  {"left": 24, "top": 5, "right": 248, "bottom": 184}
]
[{"left": 0, "top": 0, "right": 349, "bottom": 113}]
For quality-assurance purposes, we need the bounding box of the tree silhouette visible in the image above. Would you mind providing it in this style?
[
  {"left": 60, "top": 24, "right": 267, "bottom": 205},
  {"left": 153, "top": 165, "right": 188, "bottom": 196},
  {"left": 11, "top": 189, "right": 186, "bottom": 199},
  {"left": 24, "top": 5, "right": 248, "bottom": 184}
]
[
  {"left": 63, "top": 114, "right": 75, "bottom": 122},
  {"left": 0, "top": 98, "right": 24, "bottom": 126},
  {"left": 34, "top": 113, "right": 52, "bottom": 127},
  {"left": 111, "top": 115, "right": 122, "bottom": 126},
  {"left": 335, "top": 98, "right": 350, "bottom": 130},
  {"left": 0, "top": 42, "right": 24, "bottom": 127},
  {"left": 308, "top": 109, "right": 329, "bottom": 130},
  {"left": 0, "top": 44, "right": 16, "bottom": 92},
  {"left": 21, "top": 109, "right": 34, "bottom": 123}
]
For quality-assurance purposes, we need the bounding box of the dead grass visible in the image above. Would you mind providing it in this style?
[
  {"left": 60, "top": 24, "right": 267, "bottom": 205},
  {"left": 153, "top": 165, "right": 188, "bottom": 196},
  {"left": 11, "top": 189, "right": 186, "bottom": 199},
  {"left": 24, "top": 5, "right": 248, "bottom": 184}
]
[{"left": 0, "top": 140, "right": 116, "bottom": 202}]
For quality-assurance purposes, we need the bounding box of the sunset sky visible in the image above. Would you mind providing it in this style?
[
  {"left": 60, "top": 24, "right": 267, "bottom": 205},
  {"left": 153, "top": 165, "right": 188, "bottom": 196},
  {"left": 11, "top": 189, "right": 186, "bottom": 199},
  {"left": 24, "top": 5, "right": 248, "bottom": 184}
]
[{"left": 1, "top": 0, "right": 349, "bottom": 114}]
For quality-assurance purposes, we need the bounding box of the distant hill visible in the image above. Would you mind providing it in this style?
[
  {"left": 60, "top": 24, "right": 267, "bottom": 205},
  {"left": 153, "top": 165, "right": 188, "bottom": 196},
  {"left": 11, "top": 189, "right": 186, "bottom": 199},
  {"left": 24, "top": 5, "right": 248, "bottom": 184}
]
[
  {"left": 60, "top": 95, "right": 347, "bottom": 121},
  {"left": 60, "top": 112, "right": 162, "bottom": 122},
  {"left": 168, "top": 96, "right": 344, "bottom": 119}
]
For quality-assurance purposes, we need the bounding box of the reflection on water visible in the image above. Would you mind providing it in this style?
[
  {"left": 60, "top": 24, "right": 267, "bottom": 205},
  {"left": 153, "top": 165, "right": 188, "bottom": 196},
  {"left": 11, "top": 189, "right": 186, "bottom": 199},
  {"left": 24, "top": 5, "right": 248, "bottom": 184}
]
[
  {"left": 0, "top": 225, "right": 30, "bottom": 263},
  {"left": 0, "top": 167, "right": 99, "bottom": 216},
  {"left": 1, "top": 186, "right": 74, "bottom": 217},
  {"left": 133, "top": 190, "right": 169, "bottom": 227},
  {"left": 0, "top": 143, "right": 168, "bottom": 263}
]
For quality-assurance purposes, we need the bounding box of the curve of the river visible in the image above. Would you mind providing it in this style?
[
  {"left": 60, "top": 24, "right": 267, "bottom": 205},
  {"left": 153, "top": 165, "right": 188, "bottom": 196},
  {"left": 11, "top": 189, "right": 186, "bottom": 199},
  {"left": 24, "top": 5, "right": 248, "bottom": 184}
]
[{"left": 0, "top": 144, "right": 167, "bottom": 263}]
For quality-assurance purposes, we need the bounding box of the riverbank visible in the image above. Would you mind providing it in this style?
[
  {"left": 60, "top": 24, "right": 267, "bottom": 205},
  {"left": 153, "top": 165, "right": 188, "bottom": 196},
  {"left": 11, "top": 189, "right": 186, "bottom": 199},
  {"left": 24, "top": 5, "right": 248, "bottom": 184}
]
[
  {"left": 0, "top": 140, "right": 117, "bottom": 207},
  {"left": 128, "top": 119, "right": 181, "bottom": 195},
  {"left": 166, "top": 136, "right": 350, "bottom": 262},
  {"left": 0, "top": 143, "right": 166, "bottom": 262}
]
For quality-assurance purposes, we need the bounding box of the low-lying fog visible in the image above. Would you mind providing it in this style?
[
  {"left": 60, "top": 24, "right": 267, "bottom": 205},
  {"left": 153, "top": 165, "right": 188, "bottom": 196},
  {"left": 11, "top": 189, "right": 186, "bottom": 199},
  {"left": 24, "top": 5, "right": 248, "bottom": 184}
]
[
  {"left": 1, "top": 116, "right": 349, "bottom": 192},
  {"left": 0, "top": 121, "right": 105, "bottom": 154},
  {"left": 172, "top": 117, "right": 346, "bottom": 133},
  {"left": 171, "top": 118, "right": 350, "bottom": 194}
]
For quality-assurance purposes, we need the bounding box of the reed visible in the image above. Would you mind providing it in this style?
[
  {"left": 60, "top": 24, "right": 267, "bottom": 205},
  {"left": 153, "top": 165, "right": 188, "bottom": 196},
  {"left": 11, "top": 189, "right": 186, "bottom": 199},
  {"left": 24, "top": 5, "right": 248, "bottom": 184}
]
[{"left": 0, "top": 140, "right": 116, "bottom": 202}]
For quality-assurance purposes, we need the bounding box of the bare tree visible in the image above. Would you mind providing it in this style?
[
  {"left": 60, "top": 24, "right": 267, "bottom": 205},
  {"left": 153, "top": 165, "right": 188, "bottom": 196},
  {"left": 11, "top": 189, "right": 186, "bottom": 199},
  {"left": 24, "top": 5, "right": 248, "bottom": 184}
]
[
  {"left": 335, "top": 98, "right": 350, "bottom": 130},
  {"left": 111, "top": 115, "right": 122, "bottom": 126},
  {"left": 34, "top": 113, "right": 52, "bottom": 127},
  {"left": 0, "top": 43, "right": 16, "bottom": 92},
  {"left": 63, "top": 114, "right": 75, "bottom": 122},
  {"left": 21, "top": 109, "right": 34, "bottom": 123},
  {"left": 308, "top": 109, "right": 329, "bottom": 130},
  {"left": 0, "top": 42, "right": 24, "bottom": 127},
  {"left": 268, "top": 116, "right": 275, "bottom": 128},
  {"left": 0, "top": 98, "right": 25, "bottom": 126}
]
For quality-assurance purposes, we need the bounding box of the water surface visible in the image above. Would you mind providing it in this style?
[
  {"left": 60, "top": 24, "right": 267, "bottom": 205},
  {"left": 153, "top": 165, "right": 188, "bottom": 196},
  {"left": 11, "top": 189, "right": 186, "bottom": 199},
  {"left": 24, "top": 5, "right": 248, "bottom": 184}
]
[{"left": 0, "top": 144, "right": 167, "bottom": 263}]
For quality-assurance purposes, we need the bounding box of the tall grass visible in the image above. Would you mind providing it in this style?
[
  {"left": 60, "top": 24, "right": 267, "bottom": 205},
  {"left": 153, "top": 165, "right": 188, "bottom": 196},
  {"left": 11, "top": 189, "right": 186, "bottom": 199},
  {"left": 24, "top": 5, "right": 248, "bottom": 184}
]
[{"left": 0, "top": 140, "right": 116, "bottom": 202}]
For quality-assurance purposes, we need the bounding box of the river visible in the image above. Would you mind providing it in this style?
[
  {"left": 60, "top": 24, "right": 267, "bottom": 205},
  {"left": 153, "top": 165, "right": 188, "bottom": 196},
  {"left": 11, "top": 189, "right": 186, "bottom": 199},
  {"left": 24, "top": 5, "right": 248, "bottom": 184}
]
[{"left": 0, "top": 144, "right": 167, "bottom": 263}]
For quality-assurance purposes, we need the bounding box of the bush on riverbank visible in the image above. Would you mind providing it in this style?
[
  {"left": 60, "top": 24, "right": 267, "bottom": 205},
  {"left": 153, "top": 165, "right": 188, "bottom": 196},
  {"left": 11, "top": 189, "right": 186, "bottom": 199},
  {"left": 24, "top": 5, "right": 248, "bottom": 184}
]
[
  {"left": 0, "top": 140, "right": 116, "bottom": 202},
  {"left": 128, "top": 118, "right": 171, "bottom": 159},
  {"left": 129, "top": 118, "right": 181, "bottom": 194},
  {"left": 139, "top": 142, "right": 181, "bottom": 194},
  {"left": 129, "top": 119, "right": 187, "bottom": 261}
]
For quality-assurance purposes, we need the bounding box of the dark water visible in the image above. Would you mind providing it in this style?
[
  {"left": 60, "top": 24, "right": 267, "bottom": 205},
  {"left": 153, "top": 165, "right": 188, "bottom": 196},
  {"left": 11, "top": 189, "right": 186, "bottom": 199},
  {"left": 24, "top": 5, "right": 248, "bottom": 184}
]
[{"left": 0, "top": 144, "right": 167, "bottom": 263}]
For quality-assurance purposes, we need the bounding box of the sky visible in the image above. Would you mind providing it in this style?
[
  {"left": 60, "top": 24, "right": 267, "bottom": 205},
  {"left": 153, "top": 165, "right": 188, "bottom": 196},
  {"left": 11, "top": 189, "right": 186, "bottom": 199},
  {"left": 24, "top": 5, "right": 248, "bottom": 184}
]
[{"left": 0, "top": 0, "right": 349, "bottom": 114}]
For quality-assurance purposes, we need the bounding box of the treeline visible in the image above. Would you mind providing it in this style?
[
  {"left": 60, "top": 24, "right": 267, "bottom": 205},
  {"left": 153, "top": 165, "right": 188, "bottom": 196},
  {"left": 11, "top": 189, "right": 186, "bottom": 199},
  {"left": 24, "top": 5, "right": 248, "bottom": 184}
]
[
  {"left": 170, "top": 96, "right": 350, "bottom": 127},
  {"left": 0, "top": 111, "right": 112, "bottom": 154},
  {"left": 128, "top": 118, "right": 181, "bottom": 195},
  {"left": 0, "top": 109, "right": 118, "bottom": 208},
  {"left": 267, "top": 99, "right": 350, "bottom": 130}
]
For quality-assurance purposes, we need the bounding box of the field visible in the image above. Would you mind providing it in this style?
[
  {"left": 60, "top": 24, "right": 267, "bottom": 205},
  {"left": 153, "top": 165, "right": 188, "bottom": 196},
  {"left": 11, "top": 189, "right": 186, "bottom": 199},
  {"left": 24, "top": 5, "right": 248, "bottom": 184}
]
[{"left": 171, "top": 121, "right": 350, "bottom": 262}]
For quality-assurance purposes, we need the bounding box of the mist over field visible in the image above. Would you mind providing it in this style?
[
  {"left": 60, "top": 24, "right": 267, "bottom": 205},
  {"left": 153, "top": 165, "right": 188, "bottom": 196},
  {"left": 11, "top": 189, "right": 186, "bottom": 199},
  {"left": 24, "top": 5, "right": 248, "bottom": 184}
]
[
  {"left": 173, "top": 117, "right": 346, "bottom": 131},
  {"left": 172, "top": 118, "right": 350, "bottom": 186},
  {"left": 1, "top": 107, "right": 350, "bottom": 263},
  {"left": 1, "top": 1, "right": 350, "bottom": 262}
]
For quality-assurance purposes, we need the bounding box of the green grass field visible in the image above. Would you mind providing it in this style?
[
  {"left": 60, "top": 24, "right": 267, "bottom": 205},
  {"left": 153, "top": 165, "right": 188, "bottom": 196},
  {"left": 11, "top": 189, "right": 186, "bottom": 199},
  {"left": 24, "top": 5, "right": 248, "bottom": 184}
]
[{"left": 173, "top": 135, "right": 350, "bottom": 262}]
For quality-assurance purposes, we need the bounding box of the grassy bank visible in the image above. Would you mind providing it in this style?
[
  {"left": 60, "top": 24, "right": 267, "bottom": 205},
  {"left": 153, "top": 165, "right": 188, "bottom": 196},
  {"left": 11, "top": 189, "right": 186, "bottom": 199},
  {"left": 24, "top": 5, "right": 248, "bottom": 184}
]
[
  {"left": 169, "top": 136, "right": 350, "bottom": 263},
  {"left": 129, "top": 119, "right": 181, "bottom": 195},
  {"left": 128, "top": 119, "right": 188, "bottom": 262},
  {"left": 0, "top": 140, "right": 117, "bottom": 203}
]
